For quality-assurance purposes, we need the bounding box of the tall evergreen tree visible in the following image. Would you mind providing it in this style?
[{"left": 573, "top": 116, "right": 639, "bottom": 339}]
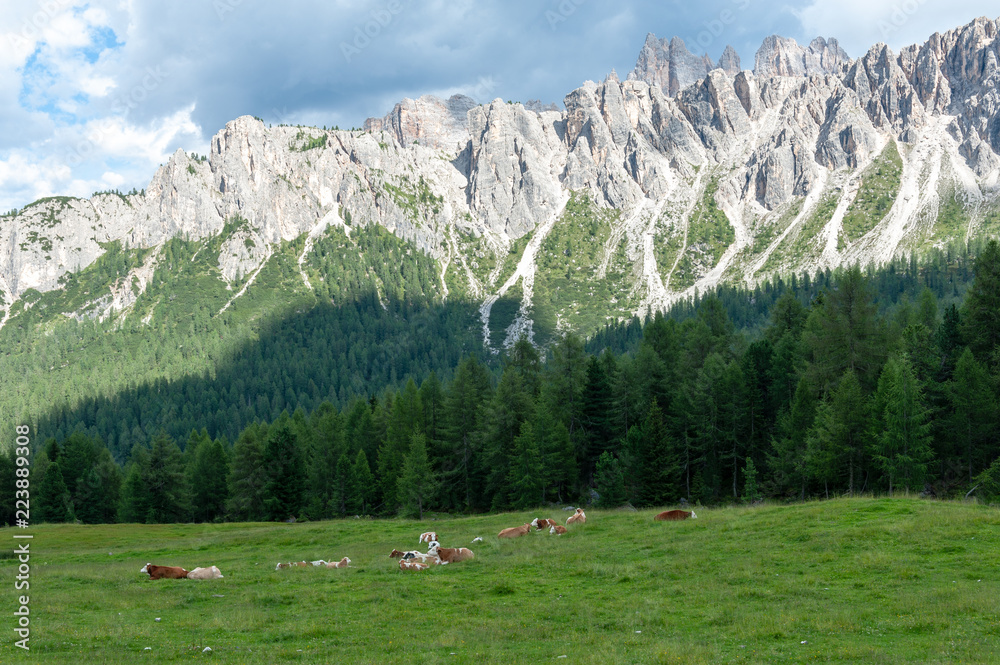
[
  {"left": 190, "top": 439, "right": 229, "bottom": 522},
  {"left": 227, "top": 423, "right": 268, "bottom": 521},
  {"left": 806, "top": 369, "right": 869, "bottom": 497},
  {"left": 440, "top": 355, "right": 492, "bottom": 510},
  {"left": 36, "top": 461, "right": 73, "bottom": 523},
  {"left": 768, "top": 376, "right": 816, "bottom": 499},
  {"left": 946, "top": 348, "right": 998, "bottom": 484},
  {"left": 74, "top": 447, "right": 122, "bottom": 524},
  {"left": 480, "top": 369, "right": 533, "bottom": 511},
  {"left": 261, "top": 424, "right": 306, "bottom": 521},
  {"left": 145, "top": 432, "right": 191, "bottom": 523},
  {"left": 872, "top": 355, "right": 934, "bottom": 494},
  {"left": 961, "top": 239, "right": 1000, "bottom": 366},
  {"left": 346, "top": 449, "right": 375, "bottom": 515},
  {"left": 119, "top": 444, "right": 151, "bottom": 523},
  {"left": 594, "top": 451, "right": 627, "bottom": 507},
  {"left": 506, "top": 421, "right": 546, "bottom": 509},
  {"left": 397, "top": 434, "right": 437, "bottom": 519}
]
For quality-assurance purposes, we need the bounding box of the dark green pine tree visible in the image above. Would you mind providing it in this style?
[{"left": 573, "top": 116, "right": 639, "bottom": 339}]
[
  {"left": 36, "top": 461, "right": 73, "bottom": 523},
  {"left": 580, "top": 354, "right": 614, "bottom": 486},
  {"left": 306, "top": 406, "right": 345, "bottom": 520},
  {"left": 190, "top": 439, "right": 229, "bottom": 523},
  {"left": 261, "top": 424, "right": 306, "bottom": 521},
  {"left": 346, "top": 449, "right": 375, "bottom": 515},
  {"left": 806, "top": 369, "right": 869, "bottom": 497},
  {"left": 118, "top": 445, "right": 151, "bottom": 523},
  {"left": 227, "top": 423, "right": 269, "bottom": 521},
  {"left": 0, "top": 449, "right": 16, "bottom": 526},
  {"left": 961, "top": 239, "right": 1000, "bottom": 367},
  {"left": 145, "top": 432, "right": 191, "bottom": 523},
  {"left": 625, "top": 401, "right": 681, "bottom": 507},
  {"left": 507, "top": 336, "right": 542, "bottom": 398},
  {"left": 742, "top": 457, "right": 761, "bottom": 505},
  {"left": 594, "top": 451, "right": 627, "bottom": 508},
  {"left": 946, "top": 348, "right": 998, "bottom": 483},
  {"left": 768, "top": 376, "right": 817, "bottom": 500},
  {"left": 59, "top": 431, "right": 100, "bottom": 499},
  {"left": 74, "top": 447, "right": 123, "bottom": 524},
  {"left": 397, "top": 434, "right": 437, "bottom": 519},
  {"left": 480, "top": 368, "right": 534, "bottom": 511},
  {"left": 506, "top": 421, "right": 546, "bottom": 509},
  {"left": 439, "top": 355, "right": 492, "bottom": 510},
  {"left": 378, "top": 380, "right": 423, "bottom": 513},
  {"left": 332, "top": 452, "right": 352, "bottom": 516},
  {"left": 873, "top": 355, "right": 934, "bottom": 495}
]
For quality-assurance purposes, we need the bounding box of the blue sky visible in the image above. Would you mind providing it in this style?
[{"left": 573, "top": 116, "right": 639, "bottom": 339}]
[{"left": 0, "top": 0, "right": 996, "bottom": 212}]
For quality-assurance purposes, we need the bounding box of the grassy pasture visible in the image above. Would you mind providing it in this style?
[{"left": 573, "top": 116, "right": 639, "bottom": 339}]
[{"left": 2, "top": 497, "right": 998, "bottom": 664}]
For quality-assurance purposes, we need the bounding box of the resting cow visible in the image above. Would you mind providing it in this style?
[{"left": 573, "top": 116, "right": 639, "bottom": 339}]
[
  {"left": 389, "top": 549, "right": 438, "bottom": 564},
  {"left": 566, "top": 508, "right": 586, "bottom": 525},
  {"left": 427, "top": 543, "right": 474, "bottom": 564},
  {"left": 549, "top": 524, "right": 567, "bottom": 535},
  {"left": 654, "top": 509, "right": 697, "bottom": 521},
  {"left": 187, "top": 566, "right": 224, "bottom": 580},
  {"left": 531, "top": 518, "right": 557, "bottom": 530},
  {"left": 275, "top": 561, "right": 312, "bottom": 570},
  {"left": 418, "top": 532, "right": 438, "bottom": 544},
  {"left": 498, "top": 523, "right": 531, "bottom": 538},
  {"left": 325, "top": 557, "right": 351, "bottom": 568},
  {"left": 399, "top": 558, "right": 430, "bottom": 571},
  {"left": 140, "top": 564, "right": 189, "bottom": 580}
]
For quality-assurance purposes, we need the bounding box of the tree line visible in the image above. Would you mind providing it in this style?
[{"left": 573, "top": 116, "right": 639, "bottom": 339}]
[{"left": 5, "top": 241, "right": 1000, "bottom": 524}]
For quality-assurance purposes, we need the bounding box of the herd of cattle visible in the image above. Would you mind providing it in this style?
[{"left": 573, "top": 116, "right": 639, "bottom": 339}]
[{"left": 139, "top": 507, "right": 697, "bottom": 579}]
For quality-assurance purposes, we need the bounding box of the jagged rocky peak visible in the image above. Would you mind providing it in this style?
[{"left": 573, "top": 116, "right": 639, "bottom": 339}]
[
  {"left": 718, "top": 45, "right": 742, "bottom": 75},
  {"left": 754, "top": 35, "right": 850, "bottom": 78},
  {"left": 628, "top": 34, "right": 722, "bottom": 95},
  {"left": 363, "top": 94, "right": 477, "bottom": 152}
]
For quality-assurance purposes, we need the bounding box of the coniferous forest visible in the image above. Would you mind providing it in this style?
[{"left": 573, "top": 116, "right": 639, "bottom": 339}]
[{"left": 4, "top": 239, "right": 1000, "bottom": 525}]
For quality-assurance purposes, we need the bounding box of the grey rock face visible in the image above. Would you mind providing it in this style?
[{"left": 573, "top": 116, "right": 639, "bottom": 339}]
[
  {"left": 754, "top": 35, "right": 850, "bottom": 78},
  {"left": 628, "top": 34, "right": 715, "bottom": 95},
  {"left": 3, "top": 17, "right": 1000, "bottom": 327}
]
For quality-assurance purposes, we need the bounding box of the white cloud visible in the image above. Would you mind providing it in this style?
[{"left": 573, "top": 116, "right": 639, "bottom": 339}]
[{"left": 792, "top": 0, "right": 998, "bottom": 56}]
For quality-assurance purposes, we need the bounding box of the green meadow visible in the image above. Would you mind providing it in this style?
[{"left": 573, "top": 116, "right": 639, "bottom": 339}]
[{"left": 3, "top": 497, "right": 998, "bottom": 664}]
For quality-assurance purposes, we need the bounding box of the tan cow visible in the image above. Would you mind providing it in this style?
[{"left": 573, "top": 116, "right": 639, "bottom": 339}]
[
  {"left": 549, "top": 524, "right": 567, "bottom": 535},
  {"left": 325, "top": 557, "right": 351, "bottom": 568},
  {"left": 498, "top": 523, "right": 531, "bottom": 538},
  {"left": 427, "top": 544, "right": 474, "bottom": 564},
  {"left": 186, "top": 566, "right": 224, "bottom": 580},
  {"left": 654, "top": 509, "right": 697, "bottom": 521},
  {"left": 566, "top": 508, "right": 586, "bottom": 525},
  {"left": 418, "top": 531, "right": 438, "bottom": 544},
  {"left": 531, "top": 518, "right": 557, "bottom": 530},
  {"left": 399, "top": 558, "right": 430, "bottom": 571},
  {"left": 140, "top": 564, "right": 189, "bottom": 579}
]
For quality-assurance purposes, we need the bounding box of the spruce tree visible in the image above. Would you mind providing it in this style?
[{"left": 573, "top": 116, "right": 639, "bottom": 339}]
[
  {"left": 190, "top": 439, "right": 229, "bottom": 522},
  {"left": 742, "top": 457, "right": 761, "bottom": 504},
  {"left": 145, "top": 432, "right": 191, "bottom": 523},
  {"left": 594, "top": 451, "right": 627, "bottom": 507},
  {"left": 947, "top": 348, "right": 998, "bottom": 483},
  {"left": 397, "top": 434, "right": 436, "bottom": 519},
  {"left": 506, "top": 421, "right": 545, "bottom": 509},
  {"left": 961, "top": 239, "right": 1000, "bottom": 366},
  {"left": 74, "top": 448, "right": 122, "bottom": 524},
  {"left": 873, "top": 355, "right": 934, "bottom": 494},
  {"left": 227, "top": 424, "right": 268, "bottom": 521},
  {"left": 118, "top": 445, "right": 151, "bottom": 523},
  {"left": 261, "top": 424, "right": 306, "bottom": 521},
  {"left": 36, "top": 461, "right": 73, "bottom": 523},
  {"left": 347, "top": 449, "right": 375, "bottom": 515}
]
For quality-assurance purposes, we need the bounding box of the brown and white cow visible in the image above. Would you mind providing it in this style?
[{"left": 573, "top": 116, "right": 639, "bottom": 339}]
[
  {"left": 399, "top": 558, "right": 430, "bottom": 571},
  {"left": 325, "top": 557, "right": 351, "bottom": 568},
  {"left": 498, "top": 523, "right": 532, "bottom": 538},
  {"left": 418, "top": 531, "right": 438, "bottom": 544},
  {"left": 275, "top": 561, "right": 311, "bottom": 570},
  {"left": 549, "top": 524, "right": 567, "bottom": 535},
  {"left": 566, "top": 508, "right": 586, "bottom": 525},
  {"left": 140, "top": 564, "right": 190, "bottom": 580},
  {"left": 531, "top": 518, "right": 557, "bottom": 530},
  {"left": 654, "top": 509, "right": 697, "bottom": 521},
  {"left": 186, "top": 566, "right": 224, "bottom": 580},
  {"left": 427, "top": 544, "right": 474, "bottom": 564},
  {"left": 390, "top": 549, "right": 438, "bottom": 564}
]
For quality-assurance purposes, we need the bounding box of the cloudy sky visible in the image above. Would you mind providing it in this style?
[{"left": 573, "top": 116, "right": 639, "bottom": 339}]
[{"left": 0, "top": 0, "right": 996, "bottom": 212}]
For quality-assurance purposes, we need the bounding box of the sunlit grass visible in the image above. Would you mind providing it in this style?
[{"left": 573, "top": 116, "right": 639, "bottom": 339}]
[{"left": 2, "top": 497, "right": 998, "bottom": 663}]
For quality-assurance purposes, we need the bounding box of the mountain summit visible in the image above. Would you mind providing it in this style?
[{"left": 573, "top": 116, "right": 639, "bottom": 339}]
[{"left": 2, "top": 17, "right": 999, "bottom": 347}]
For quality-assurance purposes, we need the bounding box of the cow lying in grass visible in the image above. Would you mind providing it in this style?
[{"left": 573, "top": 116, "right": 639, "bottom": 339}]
[
  {"left": 549, "top": 525, "right": 567, "bottom": 535},
  {"left": 531, "top": 518, "right": 557, "bottom": 530},
  {"left": 498, "top": 523, "right": 531, "bottom": 538},
  {"left": 399, "top": 558, "right": 430, "bottom": 571},
  {"left": 325, "top": 557, "right": 351, "bottom": 568},
  {"left": 427, "top": 543, "right": 474, "bottom": 564},
  {"left": 140, "top": 564, "right": 189, "bottom": 580},
  {"left": 389, "top": 549, "right": 438, "bottom": 564},
  {"left": 419, "top": 531, "right": 438, "bottom": 544},
  {"left": 187, "top": 566, "right": 224, "bottom": 580},
  {"left": 654, "top": 509, "right": 697, "bottom": 521},
  {"left": 566, "top": 508, "right": 586, "bottom": 525}
]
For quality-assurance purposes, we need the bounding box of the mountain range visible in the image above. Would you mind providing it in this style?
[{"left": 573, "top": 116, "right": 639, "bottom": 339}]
[{"left": 2, "top": 16, "right": 999, "bottom": 350}]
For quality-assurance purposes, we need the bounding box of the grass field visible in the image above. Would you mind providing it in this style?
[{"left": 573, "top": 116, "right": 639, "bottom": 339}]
[{"left": 2, "top": 497, "right": 998, "bottom": 664}]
